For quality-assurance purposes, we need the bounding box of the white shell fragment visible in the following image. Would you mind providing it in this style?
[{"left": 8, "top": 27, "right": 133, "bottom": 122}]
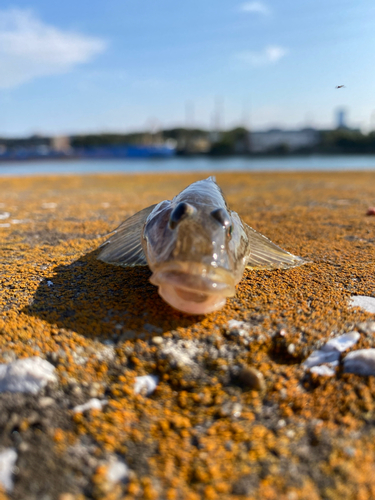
[
  {"left": 227, "top": 319, "right": 248, "bottom": 330},
  {"left": 303, "top": 349, "right": 340, "bottom": 368},
  {"left": 106, "top": 459, "right": 129, "bottom": 483},
  {"left": 310, "top": 365, "right": 336, "bottom": 377},
  {"left": 303, "top": 332, "right": 360, "bottom": 369},
  {"left": 73, "top": 398, "right": 108, "bottom": 413},
  {"left": 41, "top": 202, "right": 57, "bottom": 209},
  {"left": 350, "top": 296, "right": 375, "bottom": 314},
  {"left": 0, "top": 212, "right": 10, "bottom": 220},
  {"left": 0, "top": 357, "right": 56, "bottom": 394},
  {"left": 11, "top": 219, "right": 25, "bottom": 225},
  {"left": 343, "top": 349, "right": 375, "bottom": 375},
  {"left": 0, "top": 448, "right": 17, "bottom": 492},
  {"left": 226, "top": 320, "right": 250, "bottom": 336},
  {"left": 323, "top": 332, "right": 360, "bottom": 353},
  {"left": 134, "top": 375, "right": 158, "bottom": 396}
]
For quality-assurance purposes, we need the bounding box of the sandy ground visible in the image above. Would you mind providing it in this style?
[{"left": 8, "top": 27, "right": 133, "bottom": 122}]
[{"left": 0, "top": 171, "right": 375, "bottom": 500}]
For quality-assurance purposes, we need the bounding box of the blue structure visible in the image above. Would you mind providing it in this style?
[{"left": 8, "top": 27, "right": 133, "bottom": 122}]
[
  {"left": 75, "top": 145, "right": 176, "bottom": 159},
  {"left": 0, "top": 144, "right": 176, "bottom": 162}
]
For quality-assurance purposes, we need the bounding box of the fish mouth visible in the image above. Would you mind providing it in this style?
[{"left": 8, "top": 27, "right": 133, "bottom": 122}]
[{"left": 149, "top": 261, "right": 235, "bottom": 315}]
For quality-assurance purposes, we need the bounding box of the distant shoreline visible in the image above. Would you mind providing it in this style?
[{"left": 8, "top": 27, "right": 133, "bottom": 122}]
[{"left": 4, "top": 151, "right": 375, "bottom": 165}]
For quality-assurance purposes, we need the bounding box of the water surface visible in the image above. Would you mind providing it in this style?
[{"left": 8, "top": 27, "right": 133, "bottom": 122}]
[{"left": 1, "top": 155, "right": 375, "bottom": 176}]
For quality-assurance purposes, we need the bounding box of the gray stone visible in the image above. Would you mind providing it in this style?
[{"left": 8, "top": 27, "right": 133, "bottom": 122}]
[
  {"left": 238, "top": 366, "right": 265, "bottom": 391},
  {"left": 343, "top": 349, "right": 375, "bottom": 375}
]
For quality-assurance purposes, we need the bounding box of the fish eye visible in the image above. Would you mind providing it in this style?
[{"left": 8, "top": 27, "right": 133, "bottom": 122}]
[
  {"left": 169, "top": 202, "right": 196, "bottom": 229},
  {"left": 211, "top": 208, "right": 231, "bottom": 230}
]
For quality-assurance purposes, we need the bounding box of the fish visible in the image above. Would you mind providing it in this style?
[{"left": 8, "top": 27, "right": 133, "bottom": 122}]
[{"left": 98, "top": 177, "right": 307, "bottom": 315}]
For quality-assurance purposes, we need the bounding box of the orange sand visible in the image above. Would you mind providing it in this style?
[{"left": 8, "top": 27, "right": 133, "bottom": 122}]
[{"left": 1, "top": 171, "right": 375, "bottom": 499}]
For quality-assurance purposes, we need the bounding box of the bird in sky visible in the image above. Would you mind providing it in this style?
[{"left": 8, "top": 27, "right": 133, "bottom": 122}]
[{"left": 335, "top": 85, "right": 345, "bottom": 89}]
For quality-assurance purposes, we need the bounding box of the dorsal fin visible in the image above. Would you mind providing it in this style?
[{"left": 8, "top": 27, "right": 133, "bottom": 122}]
[
  {"left": 98, "top": 204, "right": 156, "bottom": 267},
  {"left": 244, "top": 223, "right": 308, "bottom": 270}
]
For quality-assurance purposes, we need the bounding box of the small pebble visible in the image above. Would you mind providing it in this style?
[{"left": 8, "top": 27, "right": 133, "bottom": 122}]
[
  {"left": 0, "top": 448, "right": 17, "bottom": 492},
  {"left": 226, "top": 319, "right": 250, "bottom": 336},
  {"left": 134, "top": 375, "right": 159, "bottom": 395},
  {"left": 232, "top": 403, "right": 242, "bottom": 418},
  {"left": 0, "top": 212, "right": 10, "bottom": 220},
  {"left": 106, "top": 459, "right": 129, "bottom": 483},
  {"left": 287, "top": 343, "right": 295, "bottom": 355},
  {"left": 238, "top": 366, "right": 265, "bottom": 391},
  {"left": 59, "top": 494, "right": 75, "bottom": 500},
  {"left": 38, "top": 397, "right": 55, "bottom": 407},
  {"left": 73, "top": 398, "right": 108, "bottom": 413},
  {"left": 0, "top": 357, "right": 56, "bottom": 394},
  {"left": 151, "top": 336, "right": 164, "bottom": 345},
  {"left": 310, "top": 365, "right": 335, "bottom": 377},
  {"left": 343, "top": 349, "right": 375, "bottom": 375},
  {"left": 366, "top": 207, "right": 375, "bottom": 216},
  {"left": 357, "top": 321, "right": 375, "bottom": 335},
  {"left": 343, "top": 446, "right": 356, "bottom": 457},
  {"left": 72, "top": 386, "right": 82, "bottom": 396},
  {"left": 11, "top": 219, "right": 26, "bottom": 225},
  {"left": 89, "top": 383, "right": 102, "bottom": 397},
  {"left": 18, "top": 443, "right": 29, "bottom": 452}
]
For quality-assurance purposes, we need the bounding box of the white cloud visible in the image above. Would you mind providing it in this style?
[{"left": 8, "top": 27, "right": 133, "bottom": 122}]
[
  {"left": 236, "top": 45, "right": 288, "bottom": 66},
  {"left": 0, "top": 8, "right": 107, "bottom": 89},
  {"left": 239, "top": 2, "right": 271, "bottom": 15}
]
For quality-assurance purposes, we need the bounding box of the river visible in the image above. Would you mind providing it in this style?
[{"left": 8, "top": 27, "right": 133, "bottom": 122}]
[{"left": 1, "top": 154, "right": 375, "bottom": 176}]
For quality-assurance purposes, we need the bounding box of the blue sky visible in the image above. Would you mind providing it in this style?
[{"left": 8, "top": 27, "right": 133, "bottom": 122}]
[{"left": 0, "top": 0, "right": 374, "bottom": 136}]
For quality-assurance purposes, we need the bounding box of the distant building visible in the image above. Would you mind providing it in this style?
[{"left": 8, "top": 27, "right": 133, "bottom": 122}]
[
  {"left": 336, "top": 108, "right": 347, "bottom": 129},
  {"left": 249, "top": 128, "right": 319, "bottom": 153},
  {"left": 176, "top": 133, "right": 211, "bottom": 154},
  {"left": 51, "top": 135, "right": 71, "bottom": 152},
  {"left": 0, "top": 135, "right": 75, "bottom": 160}
]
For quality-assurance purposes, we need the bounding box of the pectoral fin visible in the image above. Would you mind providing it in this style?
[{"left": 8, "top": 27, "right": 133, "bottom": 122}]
[
  {"left": 98, "top": 204, "right": 156, "bottom": 267},
  {"left": 244, "top": 223, "right": 307, "bottom": 270}
]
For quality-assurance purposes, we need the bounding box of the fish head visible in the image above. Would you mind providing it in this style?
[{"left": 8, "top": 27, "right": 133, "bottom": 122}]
[{"left": 143, "top": 200, "right": 248, "bottom": 314}]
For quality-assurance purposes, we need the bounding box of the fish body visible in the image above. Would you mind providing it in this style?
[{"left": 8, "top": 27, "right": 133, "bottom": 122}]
[{"left": 98, "top": 177, "right": 306, "bottom": 314}]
